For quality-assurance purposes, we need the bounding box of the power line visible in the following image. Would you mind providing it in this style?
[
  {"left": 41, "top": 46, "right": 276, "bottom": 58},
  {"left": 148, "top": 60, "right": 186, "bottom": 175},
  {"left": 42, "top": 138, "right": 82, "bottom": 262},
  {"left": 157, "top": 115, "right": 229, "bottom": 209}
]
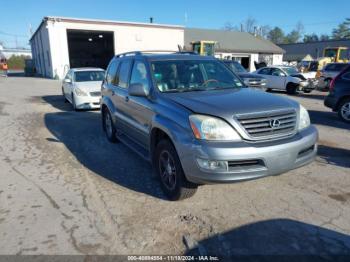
[{"left": 0, "top": 30, "right": 28, "bottom": 38}]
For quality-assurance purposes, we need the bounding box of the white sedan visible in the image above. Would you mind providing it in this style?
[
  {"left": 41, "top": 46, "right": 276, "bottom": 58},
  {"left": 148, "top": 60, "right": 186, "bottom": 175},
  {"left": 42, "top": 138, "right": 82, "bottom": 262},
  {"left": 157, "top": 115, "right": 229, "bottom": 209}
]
[
  {"left": 253, "top": 66, "right": 314, "bottom": 94},
  {"left": 62, "top": 68, "right": 105, "bottom": 110}
]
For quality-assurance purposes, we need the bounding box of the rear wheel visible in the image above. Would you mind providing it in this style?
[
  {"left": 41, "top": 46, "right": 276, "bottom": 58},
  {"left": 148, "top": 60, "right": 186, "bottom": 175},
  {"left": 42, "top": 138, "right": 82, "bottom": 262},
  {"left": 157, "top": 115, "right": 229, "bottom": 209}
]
[
  {"left": 155, "top": 139, "right": 198, "bottom": 200},
  {"left": 102, "top": 108, "right": 118, "bottom": 143},
  {"left": 286, "top": 83, "right": 297, "bottom": 95},
  {"left": 338, "top": 98, "right": 350, "bottom": 123}
]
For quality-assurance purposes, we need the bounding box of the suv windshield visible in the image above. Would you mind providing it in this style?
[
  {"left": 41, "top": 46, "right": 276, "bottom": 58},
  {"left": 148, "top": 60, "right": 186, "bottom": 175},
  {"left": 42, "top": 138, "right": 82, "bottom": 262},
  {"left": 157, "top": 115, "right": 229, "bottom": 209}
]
[
  {"left": 151, "top": 60, "right": 243, "bottom": 93},
  {"left": 74, "top": 71, "right": 105, "bottom": 82},
  {"left": 282, "top": 67, "right": 299, "bottom": 75}
]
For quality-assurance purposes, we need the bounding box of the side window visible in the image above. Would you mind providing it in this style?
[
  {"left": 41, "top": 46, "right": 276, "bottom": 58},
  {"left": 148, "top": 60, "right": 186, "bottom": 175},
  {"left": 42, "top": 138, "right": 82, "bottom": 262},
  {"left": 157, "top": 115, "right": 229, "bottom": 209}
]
[
  {"left": 271, "top": 68, "right": 284, "bottom": 76},
  {"left": 258, "top": 68, "right": 271, "bottom": 75},
  {"left": 130, "top": 61, "right": 149, "bottom": 90},
  {"left": 106, "top": 60, "right": 119, "bottom": 85},
  {"left": 342, "top": 72, "right": 350, "bottom": 81},
  {"left": 116, "top": 60, "right": 132, "bottom": 88}
]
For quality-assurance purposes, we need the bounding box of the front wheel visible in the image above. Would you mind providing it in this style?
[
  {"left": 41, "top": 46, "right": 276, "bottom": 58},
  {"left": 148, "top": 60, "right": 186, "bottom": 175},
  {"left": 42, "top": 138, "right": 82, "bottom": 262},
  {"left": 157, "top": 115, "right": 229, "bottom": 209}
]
[
  {"left": 303, "top": 89, "right": 312, "bottom": 94},
  {"left": 338, "top": 98, "right": 350, "bottom": 123},
  {"left": 155, "top": 139, "right": 198, "bottom": 200}
]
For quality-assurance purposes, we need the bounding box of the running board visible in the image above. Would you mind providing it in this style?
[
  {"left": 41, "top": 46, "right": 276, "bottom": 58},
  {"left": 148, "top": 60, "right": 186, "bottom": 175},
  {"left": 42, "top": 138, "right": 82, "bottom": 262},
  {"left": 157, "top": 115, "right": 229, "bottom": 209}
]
[{"left": 116, "top": 133, "right": 151, "bottom": 162}]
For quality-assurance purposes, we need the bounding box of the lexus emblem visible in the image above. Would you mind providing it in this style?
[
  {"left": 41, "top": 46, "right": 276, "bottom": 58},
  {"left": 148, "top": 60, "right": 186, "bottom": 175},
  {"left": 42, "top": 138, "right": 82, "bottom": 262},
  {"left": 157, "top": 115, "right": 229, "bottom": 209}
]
[{"left": 270, "top": 119, "right": 281, "bottom": 128}]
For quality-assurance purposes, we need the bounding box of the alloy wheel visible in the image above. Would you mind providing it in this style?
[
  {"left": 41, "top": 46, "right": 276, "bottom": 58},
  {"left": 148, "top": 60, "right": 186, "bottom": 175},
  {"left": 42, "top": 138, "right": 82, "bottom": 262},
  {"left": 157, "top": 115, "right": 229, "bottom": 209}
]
[
  {"left": 159, "top": 150, "right": 177, "bottom": 191},
  {"left": 340, "top": 102, "right": 350, "bottom": 121},
  {"left": 105, "top": 112, "right": 113, "bottom": 138}
]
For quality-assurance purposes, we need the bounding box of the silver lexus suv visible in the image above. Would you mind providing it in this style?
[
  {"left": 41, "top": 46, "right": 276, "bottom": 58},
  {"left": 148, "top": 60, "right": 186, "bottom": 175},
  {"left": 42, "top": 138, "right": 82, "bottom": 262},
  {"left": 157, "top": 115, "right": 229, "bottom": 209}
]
[{"left": 101, "top": 52, "right": 318, "bottom": 200}]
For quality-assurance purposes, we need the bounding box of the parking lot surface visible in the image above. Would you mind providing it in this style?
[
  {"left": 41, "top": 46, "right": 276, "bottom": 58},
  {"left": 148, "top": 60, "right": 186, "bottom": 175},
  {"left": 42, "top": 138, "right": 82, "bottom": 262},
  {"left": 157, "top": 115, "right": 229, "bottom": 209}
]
[{"left": 0, "top": 76, "right": 350, "bottom": 257}]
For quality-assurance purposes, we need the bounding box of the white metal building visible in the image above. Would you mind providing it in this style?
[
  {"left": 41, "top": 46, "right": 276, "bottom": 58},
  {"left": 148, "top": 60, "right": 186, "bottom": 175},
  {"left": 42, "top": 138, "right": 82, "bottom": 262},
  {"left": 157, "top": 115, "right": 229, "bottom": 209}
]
[{"left": 30, "top": 16, "right": 184, "bottom": 79}]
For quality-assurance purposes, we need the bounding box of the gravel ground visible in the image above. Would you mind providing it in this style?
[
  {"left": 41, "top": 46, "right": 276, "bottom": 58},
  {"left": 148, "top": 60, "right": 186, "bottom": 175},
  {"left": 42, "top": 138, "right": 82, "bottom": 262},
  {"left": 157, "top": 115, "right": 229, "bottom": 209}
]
[{"left": 0, "top": 76, "right": 350, "bottom": 258}]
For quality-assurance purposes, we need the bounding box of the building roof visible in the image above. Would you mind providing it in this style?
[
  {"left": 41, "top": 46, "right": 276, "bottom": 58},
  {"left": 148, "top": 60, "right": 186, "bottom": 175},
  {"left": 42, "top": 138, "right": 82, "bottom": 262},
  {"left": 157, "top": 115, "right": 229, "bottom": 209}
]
[
  {"left": 30, "top": 16, "right": 184, "bottom": 41},
  {"left": 184, "top": 28, "right": 285, "bottom": 54},
  {"left": 278, "top": 39, "right": 350, "bottom": 59}
]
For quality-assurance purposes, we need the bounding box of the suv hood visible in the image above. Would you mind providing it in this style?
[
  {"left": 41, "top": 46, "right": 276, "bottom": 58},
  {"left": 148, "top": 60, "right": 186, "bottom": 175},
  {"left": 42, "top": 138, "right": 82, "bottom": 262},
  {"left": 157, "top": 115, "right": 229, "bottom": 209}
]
[
  {"left": 165, "top": 88, "right": 299, "bottom": 117},
  {"left": 75, "top": 81, "right": 102, "bottom": 92}
]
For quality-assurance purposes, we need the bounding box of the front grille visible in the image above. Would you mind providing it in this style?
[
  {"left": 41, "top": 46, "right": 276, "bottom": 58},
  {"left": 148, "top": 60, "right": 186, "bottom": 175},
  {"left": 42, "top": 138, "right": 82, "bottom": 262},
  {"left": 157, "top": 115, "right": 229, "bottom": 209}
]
[
  {"left": 90, "top": 91, "right": 101, "bottom": 97},
  {"left": 236, "top": 110, "right": 297, "bottom": 140}
]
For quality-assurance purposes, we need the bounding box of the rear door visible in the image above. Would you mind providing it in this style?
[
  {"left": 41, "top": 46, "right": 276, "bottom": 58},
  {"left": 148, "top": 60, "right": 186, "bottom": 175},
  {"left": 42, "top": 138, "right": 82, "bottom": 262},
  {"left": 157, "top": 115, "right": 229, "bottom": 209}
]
[{"left": 111, "top": 58, "right": 133, "bottom": 134}]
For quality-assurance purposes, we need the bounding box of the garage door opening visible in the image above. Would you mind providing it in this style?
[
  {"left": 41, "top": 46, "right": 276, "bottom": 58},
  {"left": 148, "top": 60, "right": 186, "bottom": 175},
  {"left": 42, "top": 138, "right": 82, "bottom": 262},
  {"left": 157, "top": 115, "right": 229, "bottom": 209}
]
[{"left": 67, "top": 29, "right": 114, "bottom": 69}]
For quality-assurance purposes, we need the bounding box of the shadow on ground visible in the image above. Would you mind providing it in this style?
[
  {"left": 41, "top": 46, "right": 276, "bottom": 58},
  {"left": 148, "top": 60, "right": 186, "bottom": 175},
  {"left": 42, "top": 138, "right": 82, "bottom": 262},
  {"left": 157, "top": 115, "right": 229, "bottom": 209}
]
[
  {"left": 308, "top": 110, "right": 350, "bottom": 130},
  {"left": 185, "top": 219, "right": 350, "bottom": 261},
  {"left": 317, "top": 144, "right": 350, "bottom": 168},
  {"left": 43, "top": 96, "right": 166, "bottom": 200}
]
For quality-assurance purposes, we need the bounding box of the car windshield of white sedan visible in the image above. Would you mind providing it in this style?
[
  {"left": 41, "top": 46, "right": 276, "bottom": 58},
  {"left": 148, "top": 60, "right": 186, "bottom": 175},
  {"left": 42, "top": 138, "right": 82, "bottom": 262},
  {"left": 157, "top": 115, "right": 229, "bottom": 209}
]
[
  {"left": 283, "top": 67, "right": 299, "bottom": 75},
  {"left": 74, "top": 71, "right": 105, "bottom": 82},
  {"left": 151, "top": 60, "right": 243, "bottom": 93}
]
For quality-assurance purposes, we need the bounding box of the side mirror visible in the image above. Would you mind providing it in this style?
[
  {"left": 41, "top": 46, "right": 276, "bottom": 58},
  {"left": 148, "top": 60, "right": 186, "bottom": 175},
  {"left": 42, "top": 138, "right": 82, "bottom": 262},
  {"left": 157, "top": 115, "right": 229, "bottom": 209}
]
[
  {"left": 64, "top": 78, "right": 71, "bottom": 83},
  {"left": 129, "top": 83, "right": 149, "bottom": 97}
]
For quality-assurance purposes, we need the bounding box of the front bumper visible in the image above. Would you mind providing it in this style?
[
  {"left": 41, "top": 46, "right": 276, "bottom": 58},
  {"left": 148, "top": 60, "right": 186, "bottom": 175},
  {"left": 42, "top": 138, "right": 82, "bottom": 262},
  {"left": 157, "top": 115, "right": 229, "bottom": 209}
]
[
  {"left": 74, "top": 95, "right": 101, "bottom": 109},
  {"left": 179, "top": 125, "right": 318, "bottom": 184}
]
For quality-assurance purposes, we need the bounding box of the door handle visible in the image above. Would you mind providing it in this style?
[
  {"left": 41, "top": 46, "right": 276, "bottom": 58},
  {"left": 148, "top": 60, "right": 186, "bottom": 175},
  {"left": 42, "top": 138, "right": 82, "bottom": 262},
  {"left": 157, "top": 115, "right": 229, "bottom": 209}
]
[{"left": 125, "top": 96, "right": 129, "bottom": 102}]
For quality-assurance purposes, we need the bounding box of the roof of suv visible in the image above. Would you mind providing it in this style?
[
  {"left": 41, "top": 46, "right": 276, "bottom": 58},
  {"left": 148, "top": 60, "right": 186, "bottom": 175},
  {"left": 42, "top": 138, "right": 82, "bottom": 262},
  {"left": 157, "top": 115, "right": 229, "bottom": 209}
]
[
  {"left": 114, "top": 52, "right": 216, "bottom": 61},
  {"left": 70, "top": 67, "right": 105, "bottom": 72}
]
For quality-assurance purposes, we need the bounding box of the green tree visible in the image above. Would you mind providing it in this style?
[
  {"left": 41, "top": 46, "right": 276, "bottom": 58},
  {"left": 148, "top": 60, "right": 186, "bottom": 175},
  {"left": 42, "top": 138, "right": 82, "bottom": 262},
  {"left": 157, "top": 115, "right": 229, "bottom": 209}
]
[
  {"left": 332, "top": 18, "right": 350, "bottom": 39},
  {"left": 7, "top": 55, "right": 30, "bottom": 69},
  {"left": 320, "top": 34, "right": 330, "bottom": 41},
  {"left": 284, "top": 30, "right": 301, "bottom": 43},
  {"left": 303, "top": 33, "right": 319, "bottom": 43},
  {"left": 267, "top": 27, "right": 285, "bottom": 44}
]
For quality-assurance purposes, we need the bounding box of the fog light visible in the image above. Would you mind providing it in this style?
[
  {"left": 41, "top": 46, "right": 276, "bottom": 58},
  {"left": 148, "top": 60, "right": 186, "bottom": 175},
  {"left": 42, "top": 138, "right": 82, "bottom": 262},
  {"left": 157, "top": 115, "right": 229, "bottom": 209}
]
[{"left": 196, "top": 158, "right": 228, "bottom": 171}]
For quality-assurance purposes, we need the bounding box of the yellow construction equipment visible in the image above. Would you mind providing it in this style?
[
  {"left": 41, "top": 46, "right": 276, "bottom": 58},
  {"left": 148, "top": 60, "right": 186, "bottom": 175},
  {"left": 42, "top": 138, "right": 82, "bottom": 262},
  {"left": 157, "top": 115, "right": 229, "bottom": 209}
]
[
  {"left": 315, "top": 47, "right": 349, "bottom": 77},
  {"left": 191, "top": 41, "right": 216, "bottom": 56}
]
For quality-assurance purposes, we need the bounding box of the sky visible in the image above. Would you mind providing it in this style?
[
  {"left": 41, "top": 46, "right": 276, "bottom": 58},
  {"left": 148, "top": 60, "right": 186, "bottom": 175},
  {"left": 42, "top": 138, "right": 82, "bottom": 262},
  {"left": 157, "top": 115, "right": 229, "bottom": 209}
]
[{"left": 1, "top": 0, "right": 349, "bottom": 48}]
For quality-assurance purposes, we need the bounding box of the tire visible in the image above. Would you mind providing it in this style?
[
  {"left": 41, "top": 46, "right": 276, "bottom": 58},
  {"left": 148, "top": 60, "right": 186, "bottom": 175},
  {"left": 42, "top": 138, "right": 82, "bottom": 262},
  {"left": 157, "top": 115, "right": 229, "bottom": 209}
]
[
  {"left": 303, "top": 89, "right": 312, "bottom": 94},
  {"left": 266, "top": 88, "right": 272, "bottom": 92},
  {"left": 338, "top": 98, "right": 350, "bottom": 123},
  {"left": 155, "top": 139, "right": 198, "bottom": 200},
  {"left": 71, "top": 94, "right": 78, "bottom": 111},
  {"left": 102, "top": 107, "right": 118, "bottom": 143},
  {"left": 62, "top": 87, "right": 68, "bottom": 103},
  {"left": 286, "top": 83, "right": 297, "bottom": 95}
]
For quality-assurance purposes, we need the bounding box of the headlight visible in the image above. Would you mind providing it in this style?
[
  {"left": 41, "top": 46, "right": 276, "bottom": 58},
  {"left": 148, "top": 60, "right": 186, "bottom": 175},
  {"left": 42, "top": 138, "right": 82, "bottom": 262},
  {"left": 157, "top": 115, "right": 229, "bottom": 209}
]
[
  {"left": 75, "top": 87, "right": 87, "bottom": 96},
  {"left": 189, "top": 114, "right": 241, "bottom": 141},
  {"left": 298, "top": 105, "right": 310, "bottom": 130}
]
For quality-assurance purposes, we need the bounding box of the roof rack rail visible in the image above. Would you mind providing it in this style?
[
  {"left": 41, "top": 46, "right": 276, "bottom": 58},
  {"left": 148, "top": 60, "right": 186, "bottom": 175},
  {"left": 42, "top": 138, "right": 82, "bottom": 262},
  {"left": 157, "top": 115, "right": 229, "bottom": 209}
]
[
  {"left": 115, "top": 50, "right": 198, "bottom": 57},
  {"left": 115, "top": 51, "right": 142, "bottom": 58}
]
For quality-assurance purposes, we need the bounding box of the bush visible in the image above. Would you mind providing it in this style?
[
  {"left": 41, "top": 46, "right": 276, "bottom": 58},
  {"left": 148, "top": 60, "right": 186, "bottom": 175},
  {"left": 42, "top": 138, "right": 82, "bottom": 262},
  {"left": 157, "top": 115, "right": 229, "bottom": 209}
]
[{"left": 7, "top": 55, "right": 31, "bottom": 70}]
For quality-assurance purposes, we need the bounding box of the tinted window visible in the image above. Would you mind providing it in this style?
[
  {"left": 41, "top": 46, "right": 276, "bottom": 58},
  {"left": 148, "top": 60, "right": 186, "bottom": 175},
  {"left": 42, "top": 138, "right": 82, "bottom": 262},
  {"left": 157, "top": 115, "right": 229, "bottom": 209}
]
[
  {"left": 130, "top": 61, "right": 149, "bottom": 90},
  {"left": 325, "top": 63, "right": 348, "bottom": 71},
  {"left": 74, "top": 71, "right": 105, "bottom": 82},
  {"left": 106, "top": 60, "right": 119, "bottom": 85},
  {"left": 116, "top": 60, "right": 132, "bottom": 88},
  {"left": 258, "top": 68, "right": 271, "bottom": 75},
  {"left": 150, "top": 59, "right": 243, "bottom": 93}
]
